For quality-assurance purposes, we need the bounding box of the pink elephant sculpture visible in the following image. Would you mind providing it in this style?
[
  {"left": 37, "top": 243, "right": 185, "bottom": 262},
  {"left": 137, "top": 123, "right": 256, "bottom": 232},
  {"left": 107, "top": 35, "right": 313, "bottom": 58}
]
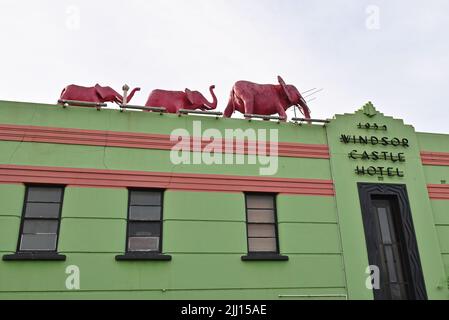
[
  {"left": 224, "top": 76, "right": 311, "bottom": 120},
  {"left": 145, "top": 85, "right": 218, "bottom": 113},
  {"left": 60, "top": 84, "right": 140, "bottom": 105}
]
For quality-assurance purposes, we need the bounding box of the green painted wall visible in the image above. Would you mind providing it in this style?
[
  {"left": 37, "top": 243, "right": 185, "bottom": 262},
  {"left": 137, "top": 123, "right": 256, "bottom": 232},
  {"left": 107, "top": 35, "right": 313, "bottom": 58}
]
[
  {"left": 0, "top": 100, "right": 327, "bottom": 144},
  {"left": 418, "top": 132, "right": 449, "bottom": 153},
  {"left": 0, "top": 187, "right": 345, "bottom": 299},
  {"left": 326, "top": 106, "right": 448, "bottom": 300},
  {"left": 417, "top": 132, "right": 449, "bottom": 287},
  {"left": 0, "top": 100, "right": 448, "bottom": 299},
  {"left": 0, "top": 100, "right": 331, "bottom": 180}
]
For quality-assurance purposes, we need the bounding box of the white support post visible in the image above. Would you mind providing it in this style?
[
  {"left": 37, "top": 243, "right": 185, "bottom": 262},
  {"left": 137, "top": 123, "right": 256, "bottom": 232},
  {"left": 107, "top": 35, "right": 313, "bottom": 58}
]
[{"left": 121, "top": 84, "right": 130, "bottom": 112}]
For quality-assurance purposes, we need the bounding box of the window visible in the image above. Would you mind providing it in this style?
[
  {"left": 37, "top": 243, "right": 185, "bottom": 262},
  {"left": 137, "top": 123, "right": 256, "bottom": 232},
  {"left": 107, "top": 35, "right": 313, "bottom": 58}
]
[
  {"left": 18, "top": 186, "right": 64, "bottom": 252},
  {"left": 116, "top": 189, "right": 171, "bottom": 260},
  {"left": 3, "top": 185, "right": 66, "bottom": 261},
  {"left": 242, "top": 193, "right": 287, "bottom": 261}
]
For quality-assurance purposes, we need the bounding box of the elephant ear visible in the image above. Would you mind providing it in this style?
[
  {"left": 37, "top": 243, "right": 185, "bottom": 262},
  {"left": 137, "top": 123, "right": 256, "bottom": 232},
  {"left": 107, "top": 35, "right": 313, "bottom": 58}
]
[
  {"left": 185, "top": 88, "right": 195, "bottom": 105},
  {"left": 278, "top": 76, "right": 294, "bottom": 104},
  {"left": 95, "top": 84, "right": 109, "bottom": 100}
]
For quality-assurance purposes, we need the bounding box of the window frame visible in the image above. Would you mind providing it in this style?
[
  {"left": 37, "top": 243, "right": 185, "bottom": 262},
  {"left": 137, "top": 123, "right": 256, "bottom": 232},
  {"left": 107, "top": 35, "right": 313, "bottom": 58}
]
[
  {"left": 3, "top": 184, "right": 67, "bottom": 261},
  {"left": 242, "top": 193, "right": 287, "bottom": 261},
  {"left": 16, "top": 184, "right": 65, "bottom": 253},
  {"left": 116, "top": 188, "right": 171, "bottom": 261},
  {"left": 244, "top": 192, "right": 280, "bottom": 254},
  {"left": 125, "top": 188, "right": 164, "bottom": 253}
]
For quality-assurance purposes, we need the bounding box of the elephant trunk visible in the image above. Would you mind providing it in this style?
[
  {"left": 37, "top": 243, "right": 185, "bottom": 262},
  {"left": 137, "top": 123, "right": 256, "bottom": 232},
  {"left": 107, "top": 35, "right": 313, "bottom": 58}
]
[
  {"left": 301, "top": 105, "right": 311, "bottom": 119},
  {"left": 203, "top": 85, "right": 218, "bottom": 110},
  {"left": 125, "top": 87, "right": 141, "bottom": 104},
  {"left": 298, "top": 97, "right": 311, "bottom": 120},
  {"left": 104, "top": 88, "right": 123, "bottom": 104},
  {"left": 113, "top": 87, "right": 140, "bottom": 105}
]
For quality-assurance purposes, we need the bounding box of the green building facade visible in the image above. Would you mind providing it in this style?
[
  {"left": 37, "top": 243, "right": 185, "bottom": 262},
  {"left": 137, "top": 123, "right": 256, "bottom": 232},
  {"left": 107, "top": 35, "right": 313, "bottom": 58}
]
[{"left": 0, "top": 100, "right": 448, "bottom": 300}]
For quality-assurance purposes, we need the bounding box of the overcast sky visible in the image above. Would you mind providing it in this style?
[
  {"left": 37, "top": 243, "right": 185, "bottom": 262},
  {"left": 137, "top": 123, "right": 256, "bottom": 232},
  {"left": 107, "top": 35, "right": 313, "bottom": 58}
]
[{"left": 0, "top": 0, "right": 448, "bottom": 133}]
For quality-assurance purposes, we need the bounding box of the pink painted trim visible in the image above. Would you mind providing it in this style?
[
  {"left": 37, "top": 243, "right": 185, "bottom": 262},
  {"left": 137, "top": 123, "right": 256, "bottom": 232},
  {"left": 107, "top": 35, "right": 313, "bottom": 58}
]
[
  {"left": 0, "top": 164, "right": 335, "bottom": 196},
  {"left": 0, "top": 124, "right": 330, "bottom": 159},
  {"left": 428, "top": 184, "right": 449, "bottom": 200},
  {"left": 421, "top": 152, "right": 449, "bottom": 166}
]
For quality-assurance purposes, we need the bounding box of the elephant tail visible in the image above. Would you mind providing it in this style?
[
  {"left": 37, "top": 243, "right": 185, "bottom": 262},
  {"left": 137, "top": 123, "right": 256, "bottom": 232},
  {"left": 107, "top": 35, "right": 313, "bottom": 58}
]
[
  {"left": 224, "top": 88, "right": 236, "bottom": 118},
  {"left": 59, "top": 86, "right": 68, "bottom": 101}
]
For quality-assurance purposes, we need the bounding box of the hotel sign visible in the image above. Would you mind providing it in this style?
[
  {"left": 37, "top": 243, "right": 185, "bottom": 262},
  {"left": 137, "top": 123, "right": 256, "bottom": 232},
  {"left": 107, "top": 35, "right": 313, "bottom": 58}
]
[{"left": 341, "top": 123, "right": 408, "bottom": 177}]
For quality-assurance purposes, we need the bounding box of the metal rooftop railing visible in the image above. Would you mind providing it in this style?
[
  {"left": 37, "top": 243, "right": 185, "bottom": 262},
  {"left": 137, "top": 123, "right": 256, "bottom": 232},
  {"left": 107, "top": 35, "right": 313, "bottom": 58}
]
[{"left": 56, "top": 100, "right": 330, "bottom": 124}]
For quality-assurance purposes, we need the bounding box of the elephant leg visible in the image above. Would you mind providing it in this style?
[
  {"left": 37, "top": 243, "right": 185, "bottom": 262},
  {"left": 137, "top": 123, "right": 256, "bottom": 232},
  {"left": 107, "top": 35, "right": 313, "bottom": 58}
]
[
  {"left": 277, "top": 105, "right": 287, "bottom": 121},
  {"left": 224, "top": 90, "right": 236, "bottom": 118},
  {"left": 243, "top": 99, "right": 255, "bottom": 118},
  {"left": 224, "top": 104, "right": 234, "bottom": 118},
  {"left": 175, "top": 101, "right": 187, "bottom": 113}
]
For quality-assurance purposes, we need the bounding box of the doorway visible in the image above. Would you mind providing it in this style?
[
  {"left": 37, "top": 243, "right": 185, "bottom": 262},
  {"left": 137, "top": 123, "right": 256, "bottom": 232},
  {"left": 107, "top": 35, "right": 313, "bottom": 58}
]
[{"left": 358, "top": 183, "right": 427, "bottom": 300}]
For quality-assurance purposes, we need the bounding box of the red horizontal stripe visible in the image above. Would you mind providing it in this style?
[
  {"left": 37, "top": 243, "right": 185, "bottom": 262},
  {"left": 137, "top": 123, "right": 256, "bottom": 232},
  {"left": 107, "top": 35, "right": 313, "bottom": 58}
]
[
  {"left": 0, "top": 124, "right": 329, "bottom": 159},
  {"left": 421, "top": 152, "right": 449, "bottom": 166},
  {"left": 0, "top": 164, "right": 335, "bottom": 196},
  {"left": 428, "top": 184, "right": 449, "bottom": 200}
]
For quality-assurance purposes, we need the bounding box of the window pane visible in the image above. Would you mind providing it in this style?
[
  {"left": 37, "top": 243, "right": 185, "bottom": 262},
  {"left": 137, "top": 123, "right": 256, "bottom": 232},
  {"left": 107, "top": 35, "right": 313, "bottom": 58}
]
[
  {"left": 20, "top": 234, "right": 57, "bottom": 251},
  {"left": 248, "top": 224, "right": 276, "bottom": 238},
  {"left": 248, "top": 237, "right": 277, "bottom": 252},
  {"left": 384, "top": 245, "right": 398, "bottom": 283},
  {"left": 128, "top": 237, "right": 159, "bottom": 252},
  {"left": 391, "top": 244, "right": 406, "bottom": 283},
  {"left": 23, "top": 220, "right": 58, "bottom": 234},
  {"left": 27, "top": 187, "right": 62, "bottom": 203},
  {"left": 377, "top": 208, "right": 392, "bottom": 244},
  {"left": 25, "top": 203, "right": 60, "bottom": 218},
  {"left": 129, "top": 206, "right": 161, "bottom": 221},
  {"left": 128, "top": 222, "right": 161, "bottom": 237},
  {"left": 390, "top": 283, "right": 408, "bottom": 300},
  {"left": 130, "top": 191, "right": 161, "bottom": 206},
  {"left": 247, "top": 209, "right": 275, "bottom": 223},
  {"left": 246, "top": 195, "right": 274, "bottom": 209}
]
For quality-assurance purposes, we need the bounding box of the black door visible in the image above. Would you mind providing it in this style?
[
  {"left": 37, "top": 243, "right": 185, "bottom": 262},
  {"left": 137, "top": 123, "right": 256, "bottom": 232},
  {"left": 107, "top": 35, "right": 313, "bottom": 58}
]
[
  {"left": 371, "top": 197, "right": 410, "bottom": 299},
  {"left": 358, "top": 184, "right": 427, "bottom": 300}
]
